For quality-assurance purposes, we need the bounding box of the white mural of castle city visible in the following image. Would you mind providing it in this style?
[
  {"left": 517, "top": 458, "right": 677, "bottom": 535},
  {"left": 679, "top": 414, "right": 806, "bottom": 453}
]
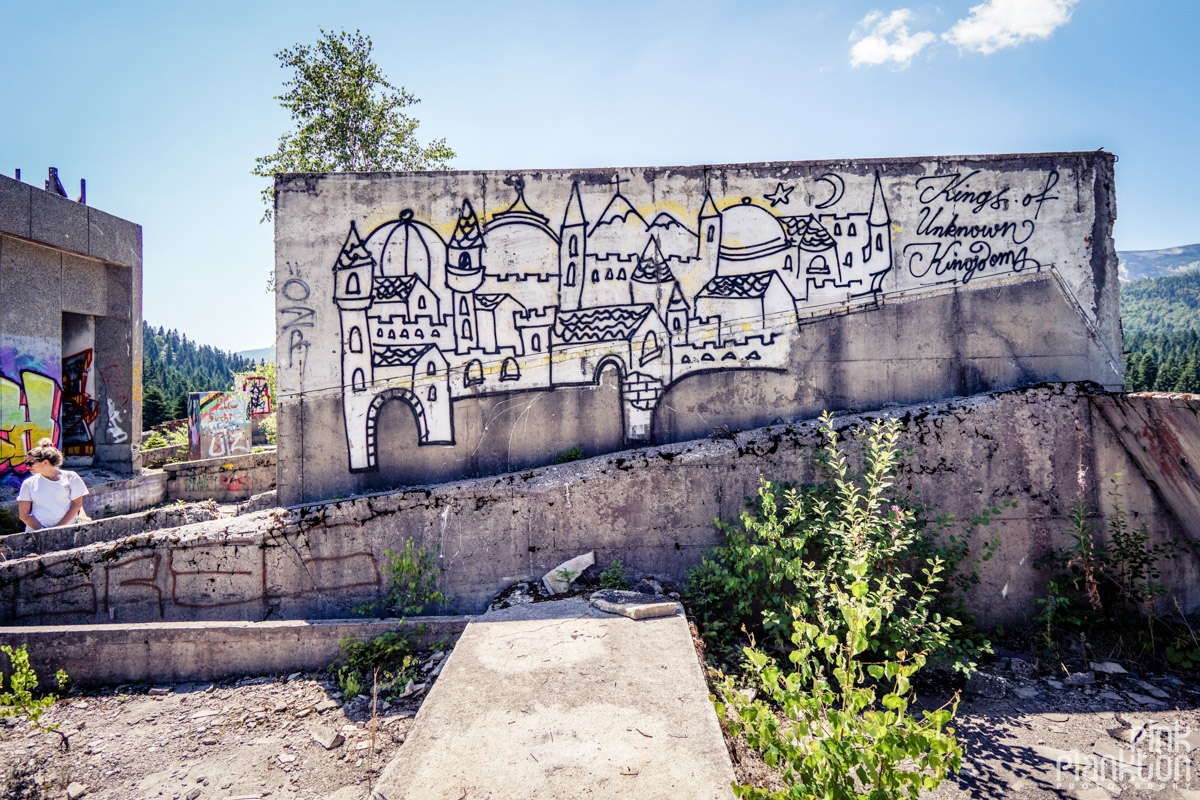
[{"left": 333, "top": 174, "right": 896, "bottom": 471}]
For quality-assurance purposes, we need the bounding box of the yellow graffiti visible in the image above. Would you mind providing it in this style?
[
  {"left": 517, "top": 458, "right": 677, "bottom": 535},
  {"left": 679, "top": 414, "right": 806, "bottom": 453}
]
[{"left": 0, "top": 371, "right": 61, "bottom": 474}]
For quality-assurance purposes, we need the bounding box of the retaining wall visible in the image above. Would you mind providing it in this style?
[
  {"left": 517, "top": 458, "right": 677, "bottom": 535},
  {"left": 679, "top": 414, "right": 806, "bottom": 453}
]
[
  {"left": 0, "top": 385, "right": 1196, "bottom": 629},
  {"left": 164, "top": 450, "right": 276, "bottom": 502},
  {"left": 0, "top": 501, "right": 220, "bottom": 560}
]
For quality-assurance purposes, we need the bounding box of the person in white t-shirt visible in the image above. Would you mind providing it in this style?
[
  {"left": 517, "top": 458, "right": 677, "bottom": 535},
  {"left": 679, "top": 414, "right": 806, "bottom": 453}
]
[{"left": 16, "top": 438, "right": 89, "bottom": 531}]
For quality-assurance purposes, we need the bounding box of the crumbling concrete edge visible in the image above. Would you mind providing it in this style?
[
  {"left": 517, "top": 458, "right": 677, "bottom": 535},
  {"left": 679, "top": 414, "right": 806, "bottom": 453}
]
[{"left": 0, "top": 616, "right": 469, "bottom": 687}]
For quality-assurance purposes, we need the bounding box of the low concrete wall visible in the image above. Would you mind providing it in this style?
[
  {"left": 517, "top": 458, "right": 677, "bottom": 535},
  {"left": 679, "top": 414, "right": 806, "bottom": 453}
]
[
  {"left": 164, "top": 450, "right": 276, "bottom": 502},
  {"left": 140, "top": 443, "right": 188, "bottom": 468},
  {"left": 82, "top": 471, "right": 167, "bottom": 517},
  {"left": 0, "top": 616, "right": 467, "bottom": 687},
  {"left": 0, "top": 384, "right": 1197, "bottom": 629},
  {"left": 0, "top": 501, "right": 220, "bottom": 560}
]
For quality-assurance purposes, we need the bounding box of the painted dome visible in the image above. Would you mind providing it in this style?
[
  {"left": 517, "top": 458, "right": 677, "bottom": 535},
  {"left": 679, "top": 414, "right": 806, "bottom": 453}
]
[
  {"left": 363, "top": 210, "right": 445, "bottom": 284},
  {"left": 719, "top": 198, "right": 788, "bottom": 261}
]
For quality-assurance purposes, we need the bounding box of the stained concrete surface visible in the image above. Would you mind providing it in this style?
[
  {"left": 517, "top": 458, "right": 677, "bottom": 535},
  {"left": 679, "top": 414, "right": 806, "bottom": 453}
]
[{"left": 373, "top": 597, "right": 735, "bottom": 799}]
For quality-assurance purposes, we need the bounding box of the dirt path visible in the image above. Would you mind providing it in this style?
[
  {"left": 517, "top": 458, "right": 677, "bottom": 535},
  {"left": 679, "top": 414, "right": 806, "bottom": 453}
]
[{"left": 0, "top": 658, "right": 448, "bottom": 800}]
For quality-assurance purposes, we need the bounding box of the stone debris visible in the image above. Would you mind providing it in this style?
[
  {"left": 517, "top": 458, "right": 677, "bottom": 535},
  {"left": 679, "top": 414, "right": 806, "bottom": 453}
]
[
  {"left": 589, "top": 589, "right": 682, "bottom": 620},
  {"left": 965, "top": 671, "right": 1009, "bottom": 699},
  {"left": 633, "top": 577, "right": 664, "bottom": 596},
  {"left": 277, "top": 753, "right": 296, "bottom": 764},
  {"left": 1013, "top": 686, "right": 1041, "bottom": 700},
  {"left": 542, "top": 551, "right": 595, "bottom": 594},
  {"left": 315, "top": 699, "right": 341, "bottom": 713},
  {"left": 1090, "top": 661, "right": 1128, "bottom": 674},
  {"left": 1062, "top": 671, "right": 1095, "bottom": 687},
  {"left": 1130, "top": 678, "right": 1170, "bottom": 699},
  {"left": 312, "top": 729, "right": 345, "bottom": 750},
  {"left": 66, "top": 782, "right": 88, "bottom": 799},
  {"left": 185, "top": 789, "right": 201, "bottom": 800},
  {"left": 148, "top": 686, "right": 171, "bottom": 696},
  {"left": 1009, "top": 657, "right": 1036, "bottom": 679},
  {"left": 1127, "top": 692, "right": 1168, "bottom": 707}
]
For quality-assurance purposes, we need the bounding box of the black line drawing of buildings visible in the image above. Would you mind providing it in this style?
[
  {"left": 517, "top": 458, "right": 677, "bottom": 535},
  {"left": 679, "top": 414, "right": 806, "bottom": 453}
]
[{"left": 333, "top": 174, "right": 892, "bottom": 471}]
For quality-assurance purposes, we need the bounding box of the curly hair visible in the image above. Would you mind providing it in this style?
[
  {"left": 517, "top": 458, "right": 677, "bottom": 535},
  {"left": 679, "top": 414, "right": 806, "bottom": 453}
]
[{"left": 27, "top": 438, "right": 63, "bottom": 468}]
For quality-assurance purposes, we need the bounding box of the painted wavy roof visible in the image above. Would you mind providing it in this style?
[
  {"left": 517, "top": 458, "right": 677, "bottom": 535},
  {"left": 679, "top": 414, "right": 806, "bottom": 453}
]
[
  {"left": 785, "top": 215, "right": 836, "bottom": 251},
  {"left": 552, "top": 305, "right": 654, "bottom": 344},
  {"left": 374, "top": 275, "right": 419, "bottom": 301},
  {"left": 373, "top": 343, "right": 436, "bottom": 368},
  {"left": 698, "top": 272, "right": 778, "bottom": 300}
]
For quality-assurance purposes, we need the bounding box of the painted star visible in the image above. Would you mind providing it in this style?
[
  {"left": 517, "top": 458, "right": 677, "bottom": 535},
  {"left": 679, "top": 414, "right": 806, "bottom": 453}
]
[{"left": 764, "top": 182, "right": 793, "bottom": 207}]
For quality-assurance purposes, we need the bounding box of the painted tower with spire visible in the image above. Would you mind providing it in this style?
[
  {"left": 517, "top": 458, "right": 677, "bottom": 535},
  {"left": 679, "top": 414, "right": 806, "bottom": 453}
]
[
  {"left": 558, "top": 182, "right": 587, "bottom": 310},
  {"left": 333, "top": 221, "right": 376, "bottom": 395},
  {"left": 696, "top": 191, "right": 722, "bottom": 285},
  {"left": 864, "top": 172, "right": 892, "bottom": 293},
  {"left": 446, "top": 199, "right": 485, "bottom": 354}
]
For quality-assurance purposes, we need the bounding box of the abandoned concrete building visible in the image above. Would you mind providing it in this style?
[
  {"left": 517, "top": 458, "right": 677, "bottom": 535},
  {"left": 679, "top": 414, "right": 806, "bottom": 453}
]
[{"left": 0, "top": 170, "right": 142, "bottom": 490}]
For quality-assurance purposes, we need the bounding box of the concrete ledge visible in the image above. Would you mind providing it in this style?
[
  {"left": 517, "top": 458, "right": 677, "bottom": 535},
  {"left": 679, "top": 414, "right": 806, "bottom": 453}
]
[
  {"left": 165, "top": 450, "right": 276, "bottom": 502},
  {"left": 0, "top": 616, "right": 469, "bottom": 687},
  {"left": 140, "top": 443, "right": 188, "bottom": 468},
  {"left": 84, "top": 471, "right": 167, "bottom": 517},
  {"left": 0, "top": 501, "right": 221, "bottom": 560}
]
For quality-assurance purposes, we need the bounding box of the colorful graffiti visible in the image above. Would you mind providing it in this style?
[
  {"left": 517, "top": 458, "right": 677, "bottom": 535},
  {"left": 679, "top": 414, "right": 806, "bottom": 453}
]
[
  {"left": 243, "top": 376, "right": 272, "bottom": 416},
  {"left": 61, "top": 349, "right": 99, "bottom": 458},
  {"left": 188, "top": 391, "right": 252, "bottom": 460},
  {"left": 0, "top": 370, "right": 62, "bottom": 486}
]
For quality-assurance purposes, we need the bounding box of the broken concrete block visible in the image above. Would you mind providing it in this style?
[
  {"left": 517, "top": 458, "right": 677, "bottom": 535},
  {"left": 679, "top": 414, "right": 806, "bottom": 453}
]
[
  {"left": 542, "top": 552, "right": 594, "bottom": 595},
  {"left": 1090, "top": 661, "right": 1128, "bottom": 675},
  {"left": 965, "top": 671, "right": 1008, "bottom": 699},
  {"left": 312, "top": 729, "right": 345, "bottom": 750},
  {"left": 589, "top": 590, "right": 682, "bottom": 620},
  {"left": 66, "top": 783, "right": 88, "bottom": 799}
]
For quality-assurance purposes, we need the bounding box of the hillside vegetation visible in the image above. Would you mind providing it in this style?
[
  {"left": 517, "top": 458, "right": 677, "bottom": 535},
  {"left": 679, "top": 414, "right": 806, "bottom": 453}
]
[
  {"left": 141, "top": 322, "right": 256, "bottom": 427},
  {"left": 1120, "top": 271, "right": 1200, "bottom": 393}
]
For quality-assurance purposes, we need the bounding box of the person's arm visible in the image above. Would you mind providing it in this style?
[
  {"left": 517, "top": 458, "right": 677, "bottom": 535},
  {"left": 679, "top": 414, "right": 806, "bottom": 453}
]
[
  {"left": 54, "top": 497, "right": 85, "bottom": 527},
  {"left": 17, "top": 500, "right": 42, "bottom": 530}
]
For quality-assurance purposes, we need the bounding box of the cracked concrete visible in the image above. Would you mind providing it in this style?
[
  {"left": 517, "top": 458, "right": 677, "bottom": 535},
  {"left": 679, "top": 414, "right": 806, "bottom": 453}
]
[{"left": 0, "top": 383, "right": 1196, "bottom": 629}]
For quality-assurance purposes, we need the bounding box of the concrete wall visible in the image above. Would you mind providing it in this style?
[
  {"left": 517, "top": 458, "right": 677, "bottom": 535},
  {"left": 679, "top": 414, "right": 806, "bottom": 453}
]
[
  {"left": 164, "top": 450, "right": 276, "bottom": 502},
  {"left": 0, "top": 173, "right": 142, "bottom": 486},
  {"left": 1, "top": 384, "right": 1194, "bottom": 629},
  {"left": 0, "top": 617, "right": 466, "bottom": 687},
  {"left": 140, "top": 443, "right": 188, "bottom": 468},
  {"left": 187, "top": 390, "right": 252, "bottom": 461},
  {"left": 0, "top": 501, "right": 220, "bottom": 559},
  {"left": 274, "top": 152, "right": 1120, "bottom": 506}
]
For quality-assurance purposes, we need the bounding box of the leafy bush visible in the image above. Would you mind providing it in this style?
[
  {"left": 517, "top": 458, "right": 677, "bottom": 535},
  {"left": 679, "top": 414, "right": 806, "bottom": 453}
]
[
  {"left": 688, "top": 413, "right": 997, "bottom": 674},
  {"left": 553, "top": 446, "right": 585, "bottom": 464},
  {"left": 337, "top": 631, "right": 422, "bottom": 699},
  {"left": 718, "top": 557, "right": 961, "bottom": 799},
  {"left": 355, "top": 540, "right": 445, "bottom": 618},
  {"left": 0, "top": 646, "right": 68, "bottom": 751},
  {"left": 143, "top": 431, "right": 169, "bottom": 450},
  {"left": 1036, "top": 473, "right": 1181, "bottom": 651}
]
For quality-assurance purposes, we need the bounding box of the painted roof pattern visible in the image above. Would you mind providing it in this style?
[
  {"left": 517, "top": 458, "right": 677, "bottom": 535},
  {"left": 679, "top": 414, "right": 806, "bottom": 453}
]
[
  {"left": 698, "top": 272, "right": 778, "bottom": 299},
  {"left": 475, "top": 293, "right": 516, "bottom": 312},
  {"left": 373, "top": 344, "right": 437, "bottom": 368},
  {"left": 786, "top": 216, "right": 836, "bottom": 251},
  {"left": 374, "top": 274, "right": 420, "bottom": 301},
  {"left": 552, "top": 305, "right": 654, "bottom": 344}
]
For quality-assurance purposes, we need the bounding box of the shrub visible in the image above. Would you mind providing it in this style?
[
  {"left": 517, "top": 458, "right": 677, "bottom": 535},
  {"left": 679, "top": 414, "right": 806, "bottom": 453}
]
[
  {"left": 0, "top": 645, "right": 68, "bottom": 751},
  {"left": 553, "top": 446, "right": 585, "bottom": 464},
  {"left": 688, "top": 412, "right": 997, "bottom": 674},
  {"left": 1036, "top": 473, "right": 1181, "bottom": 652},
  {"left": 718, "top": 557, "right": 961, "bottom": 799},
  {"left": 356, "top": 539, "right": 445, "bottom": 618},
  {"left": 336, "top": 631, "right": 422, "bottom": 700},
  {"left": 598, "top": 560, "right": 630, "bottom": 590}
]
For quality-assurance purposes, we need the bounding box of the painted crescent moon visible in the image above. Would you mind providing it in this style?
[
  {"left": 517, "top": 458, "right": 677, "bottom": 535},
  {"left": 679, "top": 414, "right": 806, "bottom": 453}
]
[{"left": 814, "top": 173, "right": 845, "bottom": 209}]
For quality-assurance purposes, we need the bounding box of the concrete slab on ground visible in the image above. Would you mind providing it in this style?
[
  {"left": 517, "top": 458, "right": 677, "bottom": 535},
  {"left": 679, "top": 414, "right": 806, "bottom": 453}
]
[{"left": 374, "top": 596, "right": 736, "bottom": 800}]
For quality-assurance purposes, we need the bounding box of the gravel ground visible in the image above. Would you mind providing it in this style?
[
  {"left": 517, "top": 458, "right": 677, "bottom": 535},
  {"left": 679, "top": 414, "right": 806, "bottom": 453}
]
[
  {"left": 719, "top": 654, "right": 1200, "bottom": 799},
  {"left": 0, "top": 647, "right": 452, "bottom": 800}
]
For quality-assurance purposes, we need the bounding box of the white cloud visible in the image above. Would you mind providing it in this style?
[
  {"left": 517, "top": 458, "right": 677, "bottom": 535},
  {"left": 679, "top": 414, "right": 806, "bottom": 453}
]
[
  {"left": 943, "top": 0, "right": 1079, "bottom": 54},
  {"left": 849, "top": 9, "right": 937, "bottom": 68}
]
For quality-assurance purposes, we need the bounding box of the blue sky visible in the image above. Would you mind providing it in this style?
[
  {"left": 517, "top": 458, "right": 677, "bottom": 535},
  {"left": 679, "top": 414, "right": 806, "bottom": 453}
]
[{"left": 2, "top": 0, "right": 1197, "bottom": 352}]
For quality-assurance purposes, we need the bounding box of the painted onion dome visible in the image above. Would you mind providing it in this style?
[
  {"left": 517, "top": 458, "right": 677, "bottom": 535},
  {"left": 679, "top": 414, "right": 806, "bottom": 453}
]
[{"left": 719, "top": 198, "right": 789, "bottom": 260}]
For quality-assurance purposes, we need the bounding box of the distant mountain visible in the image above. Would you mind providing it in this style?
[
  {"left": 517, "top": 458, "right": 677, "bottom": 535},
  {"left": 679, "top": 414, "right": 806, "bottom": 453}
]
[
  {"left": 237, "top": 346, "right": 275, "bottom": 364},
  {"left": 646, "top": 212, "right": 697, "bottom": 260},
  {"left": 1118, "top": 244, "right": 1200, "bottom": 282},
  {"left": 1120, "top": 271, "right": 1200, "bottom": 335}
]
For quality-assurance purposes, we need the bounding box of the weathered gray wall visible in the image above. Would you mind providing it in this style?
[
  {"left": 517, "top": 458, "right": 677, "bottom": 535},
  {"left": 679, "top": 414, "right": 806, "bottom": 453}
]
[
  {"left": 0, "top": 173, "right": 142, "bottom": 488},
  {"left": 164, "top": 450, "right": 276, "bottom": 502},
  {"left": 274, "top": 152, "right": 1120, "bottom": 506},
  {"left": 0, "top": 500, "right": 219, "bottom": 559},
  {"left": 1, "top": 385, "right": 1193, "bottom": 629}
]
